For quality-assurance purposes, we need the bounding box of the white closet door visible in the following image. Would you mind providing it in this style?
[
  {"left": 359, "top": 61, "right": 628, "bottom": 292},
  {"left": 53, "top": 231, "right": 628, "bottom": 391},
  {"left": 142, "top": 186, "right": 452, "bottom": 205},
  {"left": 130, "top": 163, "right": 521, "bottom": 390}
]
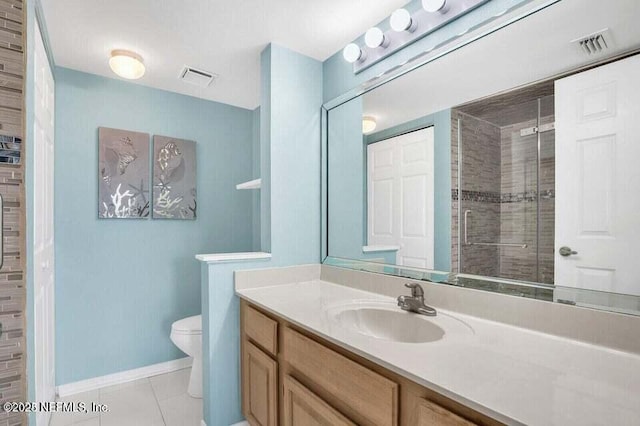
[
  {"left": 555, "top": 54, "right": 640, "bottom": 296},
  {"left": 367, "top": 127, "right": 434, "bottom": 268},
  {"left": 34, "top": 18, "right": 55, "bottom": 426}
]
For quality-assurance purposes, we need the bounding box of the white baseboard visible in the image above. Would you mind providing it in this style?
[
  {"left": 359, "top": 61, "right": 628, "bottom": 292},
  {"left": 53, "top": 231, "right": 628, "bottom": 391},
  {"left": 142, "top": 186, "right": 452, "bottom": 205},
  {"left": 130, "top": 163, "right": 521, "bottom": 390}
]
[
  {"left": 57, "top": 357, "right": 192, "bottom": 397},
  {"left": 229, "top": 422, "right": 248, "bottom": 426}
]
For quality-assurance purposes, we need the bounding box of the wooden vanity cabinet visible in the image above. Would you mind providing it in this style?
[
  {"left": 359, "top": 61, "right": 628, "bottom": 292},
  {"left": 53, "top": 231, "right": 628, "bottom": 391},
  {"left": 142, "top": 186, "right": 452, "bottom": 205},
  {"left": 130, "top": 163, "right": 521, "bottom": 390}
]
[
  {"left": 242, "top": 341, "right": 278, "bottom": 426},
  {"left": 240, "top": 300, "right": 501, "bottom": 426},
  {"left": 282, "top": 375, "right": 356, "bottom": 426}
]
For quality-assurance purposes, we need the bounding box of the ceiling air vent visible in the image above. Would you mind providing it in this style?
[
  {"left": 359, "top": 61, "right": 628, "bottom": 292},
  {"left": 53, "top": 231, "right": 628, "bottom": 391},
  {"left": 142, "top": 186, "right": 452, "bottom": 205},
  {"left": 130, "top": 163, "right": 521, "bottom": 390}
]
[
  {"left": 179, "top": 66, "right": 217, "bottom": 87},
  {"left": 572, "top": 29, "right": 611, "bottom": 56}
]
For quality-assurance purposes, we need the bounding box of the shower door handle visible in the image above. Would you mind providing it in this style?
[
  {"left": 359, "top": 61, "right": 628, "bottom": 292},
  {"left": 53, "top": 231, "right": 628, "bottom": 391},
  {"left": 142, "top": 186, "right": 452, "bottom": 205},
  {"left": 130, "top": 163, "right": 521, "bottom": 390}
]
[
  {"left": 559, "top": 246, "right": 578, "bottom": 257},
  {"left": 464, "top": 209, "right": 472, "bottom": 245}
]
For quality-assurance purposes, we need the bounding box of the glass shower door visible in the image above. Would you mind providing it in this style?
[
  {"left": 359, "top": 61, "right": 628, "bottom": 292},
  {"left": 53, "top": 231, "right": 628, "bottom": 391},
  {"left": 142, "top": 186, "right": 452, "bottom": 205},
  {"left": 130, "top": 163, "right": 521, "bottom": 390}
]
[{"left": 457, "top": 98, "right": 546, "bottom": 283}]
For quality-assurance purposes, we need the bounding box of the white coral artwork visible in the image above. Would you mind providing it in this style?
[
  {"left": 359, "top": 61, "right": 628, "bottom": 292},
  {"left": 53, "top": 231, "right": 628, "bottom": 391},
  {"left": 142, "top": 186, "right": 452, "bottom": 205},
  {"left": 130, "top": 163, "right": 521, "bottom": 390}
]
[
  {"left": 98, "top": 127, "right": 150, "bottom": 219},
  {"left": 153, "top": 189, "right": 183, "bottom": 218},
  {"left": 101, "top": 184, "right": 140, "bottom": 218}
]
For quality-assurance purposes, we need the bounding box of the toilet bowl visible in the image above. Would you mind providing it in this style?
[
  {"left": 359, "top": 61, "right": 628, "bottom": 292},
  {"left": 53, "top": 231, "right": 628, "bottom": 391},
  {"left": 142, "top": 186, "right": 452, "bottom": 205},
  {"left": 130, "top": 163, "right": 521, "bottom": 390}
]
[{"left": 170, "top": 315, "right": 202, "bottom": 398}]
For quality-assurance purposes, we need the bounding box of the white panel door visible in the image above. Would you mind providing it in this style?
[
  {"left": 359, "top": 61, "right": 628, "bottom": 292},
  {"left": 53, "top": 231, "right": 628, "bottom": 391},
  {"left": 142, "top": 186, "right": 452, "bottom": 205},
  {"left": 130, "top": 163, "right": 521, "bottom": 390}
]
[
  {"left": 33, "top": 19, "right": 55, "bottom": 426},
  {"left": 367, "top": 127, "right": 434, "bottom": 268},
  {"left": 555, "top": 54, "right": 640, "bottom": 296}
]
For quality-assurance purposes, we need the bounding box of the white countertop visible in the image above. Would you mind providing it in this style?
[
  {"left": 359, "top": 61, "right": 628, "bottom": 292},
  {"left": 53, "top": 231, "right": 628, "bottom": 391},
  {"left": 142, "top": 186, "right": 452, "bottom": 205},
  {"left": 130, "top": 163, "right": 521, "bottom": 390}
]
[{"left": 236, "top": 280, "right": 640, "bottom": 426}]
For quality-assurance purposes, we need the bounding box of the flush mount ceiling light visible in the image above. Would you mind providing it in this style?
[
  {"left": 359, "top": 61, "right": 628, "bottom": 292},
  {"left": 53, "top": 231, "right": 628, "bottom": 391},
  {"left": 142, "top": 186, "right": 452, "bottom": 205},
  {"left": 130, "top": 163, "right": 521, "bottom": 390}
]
[
  {"left": 422, "top": 0, "right": 449, "bottom": 13},
  {"left": 365, "top": 27, "right": 390, "bottom": 49},
  {"left": 390, "top": 8, "right": 417, "bottom": 32},
  {"left": 109, "top": 49, "right": 145, "bottom": 80},
  {"left": 362, "top": 116, "right": 377, "bottom": 134},
  {"left": 342, "top": 0, "right": 487, "bottom": 73},
  {"left": 343, "top": 43, "right": 365, "bottom": 63}
]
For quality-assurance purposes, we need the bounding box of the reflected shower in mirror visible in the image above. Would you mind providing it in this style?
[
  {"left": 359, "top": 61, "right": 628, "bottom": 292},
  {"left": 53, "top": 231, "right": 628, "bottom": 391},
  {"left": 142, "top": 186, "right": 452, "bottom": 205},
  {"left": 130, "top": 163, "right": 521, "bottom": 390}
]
[{"left": 325, "top": 0, "right": 640, "bottom": 314}]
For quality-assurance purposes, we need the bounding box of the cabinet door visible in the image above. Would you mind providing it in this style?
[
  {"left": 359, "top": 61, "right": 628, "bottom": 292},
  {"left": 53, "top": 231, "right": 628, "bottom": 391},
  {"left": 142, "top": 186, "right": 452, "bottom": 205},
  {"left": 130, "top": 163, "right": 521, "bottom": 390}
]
[
  {"left": 415, "top": 398, "right": 476, "bottom": 426},
  {"left": 283, "top": 375, "right": 356, "bottom": 426},
  {"left": 242, "top": 341, "right": 278, "bottom": 426}
]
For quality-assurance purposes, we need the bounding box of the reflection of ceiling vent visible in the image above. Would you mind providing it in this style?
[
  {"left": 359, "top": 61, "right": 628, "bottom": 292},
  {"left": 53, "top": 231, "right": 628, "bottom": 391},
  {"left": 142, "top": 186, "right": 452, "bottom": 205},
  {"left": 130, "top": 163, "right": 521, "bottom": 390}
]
[
  {"left": 179, "top": 66, "right": 217, "bottom": 87},
  {"left": 572, "top": 29, "right": 611, "bottom": 55}
]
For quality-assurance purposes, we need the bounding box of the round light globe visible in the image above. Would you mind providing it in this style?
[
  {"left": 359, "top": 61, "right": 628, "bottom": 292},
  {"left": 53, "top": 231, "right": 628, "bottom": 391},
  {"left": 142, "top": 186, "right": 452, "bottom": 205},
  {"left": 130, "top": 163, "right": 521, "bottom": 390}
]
[
  {"left": 422, "top": 0, "right": 448, "bottom": 13},
  {"left": 390, "top": 8, "right": 414, "bottom": 32},
  {"left": 343, "top": 43, "right": 363, "bottom": 63},
  {"left": 109, "top": 50, "right": 145, "bottom": 80},
  {"left": 364, "top": 27, "right": 387, "bottom": 49},
  {"left": 362, "top": 116, "right": 377, "bottom": 134}
]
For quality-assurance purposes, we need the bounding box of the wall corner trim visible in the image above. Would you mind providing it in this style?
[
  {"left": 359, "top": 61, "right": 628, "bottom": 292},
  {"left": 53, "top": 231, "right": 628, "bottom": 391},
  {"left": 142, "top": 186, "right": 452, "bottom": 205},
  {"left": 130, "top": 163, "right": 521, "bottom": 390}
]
[{"left": 56, "top": 357, "right": 192, "bottom": 397}]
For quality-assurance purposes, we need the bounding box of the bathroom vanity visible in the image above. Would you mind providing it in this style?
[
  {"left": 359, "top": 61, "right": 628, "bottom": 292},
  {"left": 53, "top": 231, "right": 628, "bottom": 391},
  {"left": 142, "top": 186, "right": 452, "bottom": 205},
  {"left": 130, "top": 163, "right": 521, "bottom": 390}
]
[
  {"left": 240, "top": 300, "right": 493, "bottom": 426},
  {"left": 235, "top": 265, "right": 640, "bottom": 426}
]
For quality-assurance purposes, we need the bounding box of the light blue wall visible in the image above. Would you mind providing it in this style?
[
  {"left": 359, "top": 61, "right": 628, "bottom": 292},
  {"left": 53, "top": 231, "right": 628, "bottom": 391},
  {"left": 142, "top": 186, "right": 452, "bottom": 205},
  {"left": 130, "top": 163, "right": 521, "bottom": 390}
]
[
  {"left": 327, "top": 98, "right": 366, "bottom": 260},
  {"left": 202, "top": 43, "right": 322, "bottom": 426},
  {"left": 260, "top": 48, "right": 272, "bottom": 252},
  {"left": 327, "top": 99, "right": 451, "bottom": 269},
  {"left": 322, "top": 0, "right": 534, "bottom": 102},
  {"left": 54, "top": 67, "right": 257, "bottom": 385},
  {"left": 251, "top": 107, "right": 261, "bottom": 251},
  {"left": 326, "top": 97, "right": 395, "bottom": 264}
]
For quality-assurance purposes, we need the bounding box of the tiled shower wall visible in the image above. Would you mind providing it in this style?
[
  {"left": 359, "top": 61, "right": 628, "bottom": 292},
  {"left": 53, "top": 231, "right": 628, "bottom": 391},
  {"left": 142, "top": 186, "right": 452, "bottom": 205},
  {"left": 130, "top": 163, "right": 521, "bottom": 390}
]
[
  {"left": 451, "top": 108, "right": 555, "bottom": 285},
  {"left": 0, "top": 1, "right": 26, "bottom": 425},
  {"left": 451, "top": 110, "right": 501, "bottom": 276},
  {"left": 499, "top": 115, "right": 555, "bottom": 284}
]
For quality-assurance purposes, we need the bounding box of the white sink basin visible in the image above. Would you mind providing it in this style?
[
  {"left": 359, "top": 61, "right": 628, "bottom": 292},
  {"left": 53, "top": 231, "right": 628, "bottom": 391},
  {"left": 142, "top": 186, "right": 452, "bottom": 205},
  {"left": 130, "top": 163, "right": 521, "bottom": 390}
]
[{"left": 325, "top": 300, "right": 473, "bottom": 343}]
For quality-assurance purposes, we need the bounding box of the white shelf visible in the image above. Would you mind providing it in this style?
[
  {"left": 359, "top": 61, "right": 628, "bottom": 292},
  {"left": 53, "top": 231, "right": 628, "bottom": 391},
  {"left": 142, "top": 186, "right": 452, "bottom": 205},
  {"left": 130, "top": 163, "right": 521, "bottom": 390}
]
[
  {"left": 236, "top": 178, "right": 261, "bottom": 190},
  {"left": 195, "top": 252, "right": 272, "bottom": 264},
  {"left": 362, "top": 245, "right": 401, "bottom": 253}
]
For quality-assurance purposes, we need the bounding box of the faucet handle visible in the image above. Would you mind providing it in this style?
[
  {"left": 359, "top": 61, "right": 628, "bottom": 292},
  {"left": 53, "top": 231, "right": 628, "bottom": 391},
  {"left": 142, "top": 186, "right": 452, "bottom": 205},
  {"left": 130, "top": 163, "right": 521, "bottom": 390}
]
[{"left": 404, "top": 282, "right": 424, "bottom": 298}]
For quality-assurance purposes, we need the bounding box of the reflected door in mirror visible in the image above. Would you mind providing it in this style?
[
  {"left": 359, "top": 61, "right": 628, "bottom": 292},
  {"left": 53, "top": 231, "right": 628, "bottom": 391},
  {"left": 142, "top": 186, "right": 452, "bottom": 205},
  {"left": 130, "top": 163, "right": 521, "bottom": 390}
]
[{"left": 367, "top": 128, "right": 435, "bottom": 268}]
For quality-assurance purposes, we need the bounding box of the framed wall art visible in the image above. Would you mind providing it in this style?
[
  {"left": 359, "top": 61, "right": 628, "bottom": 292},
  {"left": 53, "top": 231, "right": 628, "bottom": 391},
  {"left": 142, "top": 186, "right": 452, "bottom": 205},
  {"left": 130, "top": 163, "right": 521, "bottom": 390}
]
[
  {"left": 152, "top": 135, "right": 197, "bottom": 219},
  {"left": 98, "top": 127, "right": 150, "bottom": 219}
]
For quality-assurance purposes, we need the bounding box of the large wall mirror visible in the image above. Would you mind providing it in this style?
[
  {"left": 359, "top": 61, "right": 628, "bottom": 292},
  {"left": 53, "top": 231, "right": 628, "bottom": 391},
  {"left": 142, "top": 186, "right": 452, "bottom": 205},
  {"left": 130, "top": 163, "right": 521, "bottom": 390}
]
[{"left": 324, "top": 0, "right": 640, "bottom": 315}]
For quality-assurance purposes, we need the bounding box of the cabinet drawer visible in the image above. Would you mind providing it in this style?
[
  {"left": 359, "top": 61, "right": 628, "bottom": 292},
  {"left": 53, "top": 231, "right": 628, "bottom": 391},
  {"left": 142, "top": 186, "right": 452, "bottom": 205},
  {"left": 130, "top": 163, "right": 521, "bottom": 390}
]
[
  {"left": 283, "top": 375, "right": 355, "bottom": 426},
  {"left": 244, "top": 304, "right": 278, "bottom": 356},
  {"left": 283, "top": 327, "right": 398, "bottom": 426},
  {"left": 415, "top": 398, "right": 477, "bottom": 426}
]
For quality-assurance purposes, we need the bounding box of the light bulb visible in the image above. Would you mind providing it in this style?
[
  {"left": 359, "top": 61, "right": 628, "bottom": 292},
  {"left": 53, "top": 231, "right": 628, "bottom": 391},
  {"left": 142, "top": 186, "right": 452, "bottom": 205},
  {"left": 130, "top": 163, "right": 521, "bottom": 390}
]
[
  {"left": 362, "top": 116, "right": 377, "bottom": 134},
  {"left": 109, "top": 50, "right": 145, "bottom": 80},
  {"left": 422, "top": 0, "right": 449, "bottom": 13},
  {"left": 364, "top": 27, "right": 389, "bottom": 49},
  {"left": 390, "top": 8, "right": 416, "bottom": 32},
  {"left": 343, "top": 43, "right": 364, "bottom": 63}
]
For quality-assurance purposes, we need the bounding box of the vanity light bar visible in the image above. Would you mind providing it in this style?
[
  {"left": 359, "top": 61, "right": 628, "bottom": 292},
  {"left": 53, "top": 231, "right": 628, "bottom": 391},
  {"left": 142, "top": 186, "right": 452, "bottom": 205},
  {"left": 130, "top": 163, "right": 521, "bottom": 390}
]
[{"left": 344, "top": 0, "right": 489, "bottom": 74}]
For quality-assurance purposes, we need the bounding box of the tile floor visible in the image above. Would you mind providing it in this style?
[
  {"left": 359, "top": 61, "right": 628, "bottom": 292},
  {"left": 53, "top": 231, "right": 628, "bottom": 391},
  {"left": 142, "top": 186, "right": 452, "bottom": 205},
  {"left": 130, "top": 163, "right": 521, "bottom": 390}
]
[{"left": 50, "top": 368, "right": 202, "bottom": 426}]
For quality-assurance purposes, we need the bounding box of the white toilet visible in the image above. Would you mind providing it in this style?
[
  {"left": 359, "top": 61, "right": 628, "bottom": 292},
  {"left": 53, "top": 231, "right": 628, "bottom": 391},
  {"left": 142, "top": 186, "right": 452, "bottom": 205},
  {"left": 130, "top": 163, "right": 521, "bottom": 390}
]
[{"left": 170, "top": 315, "right": 202, "bottom": 398}]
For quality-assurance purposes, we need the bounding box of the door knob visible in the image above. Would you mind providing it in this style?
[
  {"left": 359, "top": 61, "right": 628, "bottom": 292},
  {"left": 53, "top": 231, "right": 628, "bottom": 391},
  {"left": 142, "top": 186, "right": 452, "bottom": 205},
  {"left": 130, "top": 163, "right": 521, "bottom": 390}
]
[{"left": 559, "top": 246, "right": 578, "bottom": 257}]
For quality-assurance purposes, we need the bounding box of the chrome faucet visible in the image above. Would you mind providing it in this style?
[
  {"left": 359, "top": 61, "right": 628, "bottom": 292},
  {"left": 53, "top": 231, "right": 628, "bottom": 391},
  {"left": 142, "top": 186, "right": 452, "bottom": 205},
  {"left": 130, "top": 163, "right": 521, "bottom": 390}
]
[{"left": 397, "top": 283, "right": 437, "bottom": 316}]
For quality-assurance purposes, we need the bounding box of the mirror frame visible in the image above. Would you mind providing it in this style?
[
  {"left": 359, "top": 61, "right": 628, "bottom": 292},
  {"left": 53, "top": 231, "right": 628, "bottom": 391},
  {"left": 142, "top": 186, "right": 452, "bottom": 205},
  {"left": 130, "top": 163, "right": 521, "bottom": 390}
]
[{"left": 320, "top": 0, "right": 640, "bottom": 316}]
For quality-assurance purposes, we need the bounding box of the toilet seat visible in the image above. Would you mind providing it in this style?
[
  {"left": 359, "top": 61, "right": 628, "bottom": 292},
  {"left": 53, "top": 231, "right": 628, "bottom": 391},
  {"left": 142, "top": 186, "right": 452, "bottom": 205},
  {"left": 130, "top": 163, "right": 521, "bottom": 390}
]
[{"left": 171, "top": 315, "right": 202, "bottom": 335}]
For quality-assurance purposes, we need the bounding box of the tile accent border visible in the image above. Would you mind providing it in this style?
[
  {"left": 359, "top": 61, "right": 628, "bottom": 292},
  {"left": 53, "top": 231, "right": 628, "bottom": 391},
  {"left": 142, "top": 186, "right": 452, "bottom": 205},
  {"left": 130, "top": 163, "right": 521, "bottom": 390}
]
[
  {"left": 452, "top": 188, "right": 556, "bottom": 203},
  {"left": 57, "top": 357, "right": 192, "bottom": 398}
]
